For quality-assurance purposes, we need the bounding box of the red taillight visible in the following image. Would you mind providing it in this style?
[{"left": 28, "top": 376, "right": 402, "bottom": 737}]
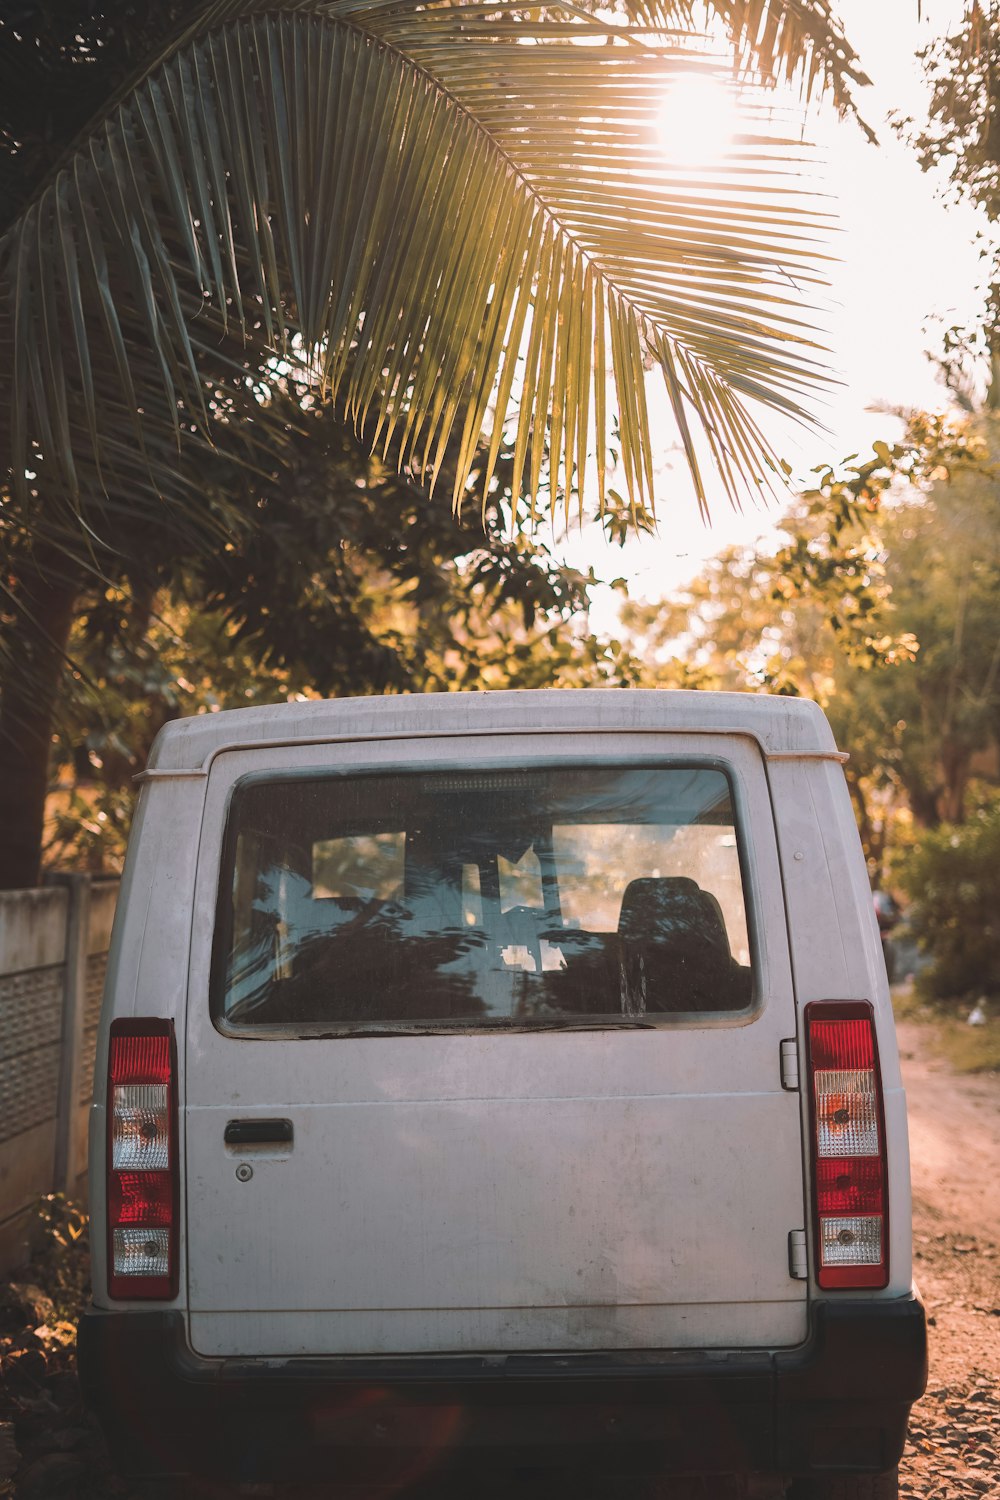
[
  {"left": 106, "top": 1019, "right": 178, "bottom": 1300},
  {"left": 805, "top": 1002, "right": 889, "bottom": 1290}
]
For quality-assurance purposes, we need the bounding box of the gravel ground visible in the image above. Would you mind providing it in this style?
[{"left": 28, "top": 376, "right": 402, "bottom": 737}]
[
  {"left": 0, "top": 1014, "right": 996, "bottom": 1499},
  {"left": 894, "top": 1019, "right": 1000, "bottom": 1500}
]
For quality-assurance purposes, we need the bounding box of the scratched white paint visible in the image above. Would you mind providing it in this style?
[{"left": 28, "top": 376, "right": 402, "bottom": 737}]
[{"left": 88, "top": 691, "right": 913, "bottom": 1358}]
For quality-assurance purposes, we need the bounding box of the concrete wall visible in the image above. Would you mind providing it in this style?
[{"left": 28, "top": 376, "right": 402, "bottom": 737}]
[{"left": 0, "top": 877, "right": 118, "bottom": 1272}]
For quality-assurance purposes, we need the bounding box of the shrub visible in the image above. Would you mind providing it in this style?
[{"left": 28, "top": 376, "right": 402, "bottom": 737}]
[
  {"left": 896, "top": 799, "right": 1000, "bottom": 1004},
  {"left": 23, "top": 1195, "right": 90, "bottom": 1324}
]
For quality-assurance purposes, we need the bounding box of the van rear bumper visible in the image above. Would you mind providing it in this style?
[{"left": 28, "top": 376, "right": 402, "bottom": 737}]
[{"left": 78, "top": 1297, "right": 926, "bottom": 1485}]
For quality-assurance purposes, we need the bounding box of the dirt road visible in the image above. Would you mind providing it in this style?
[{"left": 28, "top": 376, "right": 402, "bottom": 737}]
[{"left": 895, "top": 1018, "right": 1000, "bottom": 1499}]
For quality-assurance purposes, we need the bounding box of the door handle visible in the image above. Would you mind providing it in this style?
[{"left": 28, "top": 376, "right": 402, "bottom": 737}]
[{"left": 224, "top": 1118, "right": 294, "bottom": 1146}]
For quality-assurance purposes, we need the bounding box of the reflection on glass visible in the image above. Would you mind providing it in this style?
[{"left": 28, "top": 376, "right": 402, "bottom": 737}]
[{"left": 215, "top": 766, "right": 754, "bottom": 1033}]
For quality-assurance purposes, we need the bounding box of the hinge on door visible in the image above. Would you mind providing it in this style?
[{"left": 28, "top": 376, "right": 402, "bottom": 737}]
[
  {"left": 788, "top": 1229, "right": 808, "bottom": 1280},
  {"left": 779, "top": 1038, "right": 799, "bottom": 1091}
]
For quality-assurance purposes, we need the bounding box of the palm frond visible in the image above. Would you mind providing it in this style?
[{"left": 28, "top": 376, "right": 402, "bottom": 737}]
[
  {"left": 0, "top": 0, "right": 835, "bottom": 531},
  {"left": 635, "top": 1, "right": 871, "bottom": 119}
]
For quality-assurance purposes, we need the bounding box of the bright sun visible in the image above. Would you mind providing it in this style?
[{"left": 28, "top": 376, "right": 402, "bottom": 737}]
[{"left": 656, "top": 73, "right": 740, "bottom": 167}]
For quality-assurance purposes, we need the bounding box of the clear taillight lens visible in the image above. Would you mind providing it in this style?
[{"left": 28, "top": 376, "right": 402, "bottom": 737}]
[
  {"left": 107, "top": 1021, "right": 178, "bottom": 1299},
  {"left": 819, "top": 1216, "right": 883, "bottom": 1266},
  {"left": 112, "top": 1085, "right": 170, "bottom": 1169},
  {"left": 112, "top": 1228, "right": 171, "bottom": 1278},
  {"left": 806, "top": 1003, "right": 889, "bottom": 1290},
  {"left": 814, "top": 1070, "right": 879, "bottom": 1157}
]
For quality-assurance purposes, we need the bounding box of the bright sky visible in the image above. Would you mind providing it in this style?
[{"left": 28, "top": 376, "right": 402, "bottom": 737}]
[{"left": 560, "top": 1, "right": 985, "bottom": 619}]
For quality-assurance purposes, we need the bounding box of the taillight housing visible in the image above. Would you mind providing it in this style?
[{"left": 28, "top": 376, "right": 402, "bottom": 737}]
[
  {"left": 805, "top": 1001, "right": 889, "bottom": 1289},
  {"left": 106, "top": 1019, "right": 178, "bottom": 1299}
]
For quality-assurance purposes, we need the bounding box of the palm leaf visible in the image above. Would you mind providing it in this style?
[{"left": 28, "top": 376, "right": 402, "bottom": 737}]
[{"left": 0, "top": 0, "right": 835, "bottom": 533}]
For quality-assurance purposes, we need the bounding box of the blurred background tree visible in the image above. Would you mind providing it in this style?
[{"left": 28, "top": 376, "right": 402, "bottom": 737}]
[
  {"left": 897, "top": 0, "right": 1000, "bottom": 405},
  {"left": 619, "top": 413, "right": 999, "bottom": 868},
  {"left": 896, "top": 792, "right": 1000, "bottom": 1004}
]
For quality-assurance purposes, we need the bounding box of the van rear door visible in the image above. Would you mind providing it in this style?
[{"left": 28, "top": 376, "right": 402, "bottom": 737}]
[{"left": 183, "top": 730, "right": 807, "bottom": 1358}]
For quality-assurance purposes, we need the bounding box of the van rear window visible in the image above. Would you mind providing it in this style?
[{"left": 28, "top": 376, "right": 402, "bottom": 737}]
[{"left": 213, "top": 765, "right": 754, "bottom": 1033}]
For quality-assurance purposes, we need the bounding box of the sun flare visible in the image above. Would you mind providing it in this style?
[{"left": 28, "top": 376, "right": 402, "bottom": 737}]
[{"left": 656, "top": 73, "right": 740, "bottom": 167}]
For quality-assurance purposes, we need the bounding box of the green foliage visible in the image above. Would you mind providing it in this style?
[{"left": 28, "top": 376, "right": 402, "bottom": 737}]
[
  {"left": 25, "top": 1194, "right": 90, "bottom": 1325},
  {"left": 0, "top": 0, "right": 837, "bottom": 548},
  {"left": 40, "top": 403, "right": 643, "bottom": 873},
  {"left": 905, "top": 4, "right": 1000, "bottom": 224},
  {"left": 0, "top": 0, "right": 872, "bottom": 888},
  {"left": 897, "top": 3, "right": 1000, "bottom": 398},
  {"left": 617, "top": 410, "right": 1000, "bottom": 872},
  {"left": 788, "top": 412, "right": 986, "bottom": 665},
  {"left": 0, "top": 2, "right": 200, "bottom": 233},
  {"left": 896, "top": 795, "right": 1000, "bottom": 1004},
  {"left": 619, "top": 427, "right": 942, "bottom": 699},
  {"left": 798, "top": 410, "right": 1000, "bottom": 838},
  {"left": 47, "top": 590, "right": 641, "bottom": 873},
  {"left": 620, "top": 414, "right": 986, "bottom": 704},
  {"left": 870, "top": 455, "right": 1000, "bottom": 825}
]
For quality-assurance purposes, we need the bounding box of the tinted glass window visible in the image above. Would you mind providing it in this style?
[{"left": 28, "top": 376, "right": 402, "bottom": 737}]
[{"left": 214, "top": 765, "right": 753, "bottom": 1033}]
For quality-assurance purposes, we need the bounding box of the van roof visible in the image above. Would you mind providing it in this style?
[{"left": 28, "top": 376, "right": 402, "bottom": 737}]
[{"left": 145, "top": 690, "right": 841, "bottom": 774}]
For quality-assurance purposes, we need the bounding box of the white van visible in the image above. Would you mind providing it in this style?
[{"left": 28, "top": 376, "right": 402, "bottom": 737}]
[{"left": 79, "top": 690, "right": 926, "bottom": 1498}]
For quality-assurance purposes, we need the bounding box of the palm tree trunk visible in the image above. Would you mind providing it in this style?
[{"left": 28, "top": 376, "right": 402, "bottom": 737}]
[{"left": 0, "top": 547, "right": 80, "bottom": 889}]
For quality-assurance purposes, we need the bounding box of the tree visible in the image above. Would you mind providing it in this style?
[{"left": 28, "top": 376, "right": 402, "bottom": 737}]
[
  {"left": 868, "top": 416, "right": 1000, "bottom": 827},
  {"left": 619, "top": 413, "right": 1000, "bottom": 866},
  {"left": 0, "top": 0, "right": 866, "bottom": 887},
  {"left": 18, "top": 384, "right": 616, "bottom": 880},
  {"left": 899, "top": 0, "right": 1000, "bottom": 400},
  {"left": 0, "top": 4, "right": 199, "bottom": 230},
  {"left": 618, "top": 486, "right": 919, "bottom": 870},
  {"left": 45, "top": 503, "right": 645, "bottom": 874},
  {"left": 0, "top": 0, "right": 853, "bottom": 550},
  {"left": 896, "top": 793, "right": 1000, "bottom": 1003}
]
